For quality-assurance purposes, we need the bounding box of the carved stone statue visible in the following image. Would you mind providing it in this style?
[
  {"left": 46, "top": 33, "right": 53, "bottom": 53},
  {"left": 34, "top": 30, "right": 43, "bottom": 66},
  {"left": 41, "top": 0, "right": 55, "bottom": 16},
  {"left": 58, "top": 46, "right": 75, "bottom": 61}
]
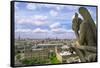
[
  {"left": 78, "top": 7, "right": 97, "bottom": 47},
  {"left": 72, "top": 13, "right": 82, "bottom": 39},
  {"left": 71, "top": 7, "right": 97, "bottom": 62}
]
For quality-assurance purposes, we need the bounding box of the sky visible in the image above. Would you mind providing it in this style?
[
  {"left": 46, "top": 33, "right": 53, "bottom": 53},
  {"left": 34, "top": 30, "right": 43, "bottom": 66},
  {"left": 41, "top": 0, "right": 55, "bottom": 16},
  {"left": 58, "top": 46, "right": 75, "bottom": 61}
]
[{"left": 14, "top": 2, "right": 97, "bottom": 39}]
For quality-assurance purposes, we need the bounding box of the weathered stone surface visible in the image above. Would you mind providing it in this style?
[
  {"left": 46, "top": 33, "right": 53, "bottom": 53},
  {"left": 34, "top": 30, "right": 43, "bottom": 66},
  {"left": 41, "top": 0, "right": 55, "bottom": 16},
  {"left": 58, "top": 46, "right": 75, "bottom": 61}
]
[
  {"left": 72, "top": 13, "right": 82, "bottom": 39},
  {"left": 72, "top": 7, "right": 97, "bottom": 62},
  {"left": 78, "top": 7, "right": 97, "bottom": 46}
]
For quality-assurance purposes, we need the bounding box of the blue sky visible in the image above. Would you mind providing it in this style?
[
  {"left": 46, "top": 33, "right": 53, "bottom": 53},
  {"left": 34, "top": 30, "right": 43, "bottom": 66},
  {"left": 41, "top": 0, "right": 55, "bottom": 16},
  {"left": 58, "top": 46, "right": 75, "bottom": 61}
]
[{"left": 15, "top": 2, "right": 97, "bottom": 39}]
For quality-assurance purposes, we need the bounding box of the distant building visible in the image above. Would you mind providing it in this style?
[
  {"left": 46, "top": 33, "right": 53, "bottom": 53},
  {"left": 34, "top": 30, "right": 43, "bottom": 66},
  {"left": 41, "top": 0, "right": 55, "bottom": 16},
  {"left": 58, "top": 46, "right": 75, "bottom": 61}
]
[
  {"left": 24, "top": 44, "right": 63, "bottom": 61},
  {"left": 15, "top": 40, "right": 81, "bottom": 64}
]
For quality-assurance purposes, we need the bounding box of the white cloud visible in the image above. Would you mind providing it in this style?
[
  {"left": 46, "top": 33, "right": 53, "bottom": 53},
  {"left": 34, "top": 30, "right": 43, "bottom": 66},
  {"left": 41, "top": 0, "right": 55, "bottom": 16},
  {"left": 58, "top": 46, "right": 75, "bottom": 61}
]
[
  {"left": 15, "top": 29, "right": 31, "bottom": 33},
  {"left": 72, "top": 13, "right": 83, "bottom": 19},
  {"left": 51, "top": 28, "right": 67, "bottom": 34},
  {"left": 40, "top": 4, "right": 58, "bottom": 9},
  {"left": 56, "top": 6, "right": 61, "bottom": 10},
  {"left": 15, "top": 28, "right": 49, "bottom": 33},
  {"left": 65, "top": 6, "right": 80, "bottom": 11},
  {"left": 67, "top": 29, "right": 74, "bottom": 32},
  {"left": 34, "top": 15, "right": 47, "bottom": 20},
  {"left": 26, "top": 3, "right": 37, "bottom": 10},
  {"left": 50, "top": 22, "right": 73, "bottom": 34},
  {"left": 55, "top": 5, "right": 66, "bottom": 11},
  {"left": 16, "top": 18, "right": 28, "bottom": 24},
  {"left": 16, "top": 15, "right": 48, "bottom": 26},
  {"left": 40, "top": 4, "right": 65, "bottom": 11},
  {"left": 50, "top": 22, "right": 61, "bottom": 29},
  {"left": 15, "top": 2, "right": 20, "bottom": 10},
  {"left": 52, "top": 29, "right": 73, "bottom": 33},
  {"left": 33, "top": 20, "right": 47, "bottom": 26},
  {"left": 50, "top": 10, "right": 58, "bottom": 17},
  {"left": 40, "top": 4, "right": 54, "bottom": 8},
  {"left": 88, "top": 9, "right": 94, "bottom": 15},
  {"left": 33, "top": 15, "right": 48, "bottom": 26},
  {"left": 33, "top": 28, "right": 48, "bottom": 33}
]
